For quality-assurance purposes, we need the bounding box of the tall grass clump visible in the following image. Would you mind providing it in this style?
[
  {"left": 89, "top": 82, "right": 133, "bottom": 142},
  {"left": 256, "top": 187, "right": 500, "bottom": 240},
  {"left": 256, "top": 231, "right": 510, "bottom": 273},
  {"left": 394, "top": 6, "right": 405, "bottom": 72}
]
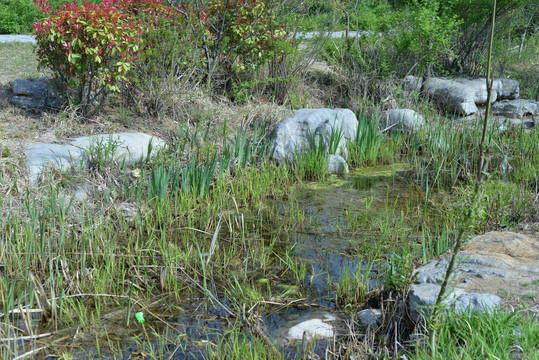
[
  {"left": 221, "top": 121, "right": 271, "bottom": 173},
  {"left": 347, "top": 112, "right": 403, "bottom": 167},
  {"left": 410, "top": 310, "right": 538, "bottom": 360},
  {"left": 293, "top": 132, "right": 329, "bottom": 182},
  {"left": 335, "top": 262, "right": 373, "bottom": 308},
  {"left": 180, "top": 156, "right": 219, "bottom": 198}
]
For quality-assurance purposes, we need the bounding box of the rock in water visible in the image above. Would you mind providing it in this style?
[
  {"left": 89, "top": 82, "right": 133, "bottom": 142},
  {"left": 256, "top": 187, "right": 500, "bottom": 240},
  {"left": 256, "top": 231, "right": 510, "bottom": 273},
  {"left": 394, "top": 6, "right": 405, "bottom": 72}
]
[
  {"left": 285, "top": 314, "right": 336, "bottom": 342},
  {"left": 326, "top": 154, "right": 349, "bottom": 174}
]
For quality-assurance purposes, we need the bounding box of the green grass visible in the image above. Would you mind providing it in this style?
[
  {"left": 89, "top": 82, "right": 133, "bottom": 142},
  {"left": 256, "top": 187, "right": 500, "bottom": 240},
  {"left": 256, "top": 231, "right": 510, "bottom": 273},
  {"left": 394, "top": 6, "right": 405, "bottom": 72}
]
[
  {"left": 0, "top": 42, "right": 44, "bottom": 84},
  {"left": 410, "top": 309, "right": 539, "bottom": 360}
]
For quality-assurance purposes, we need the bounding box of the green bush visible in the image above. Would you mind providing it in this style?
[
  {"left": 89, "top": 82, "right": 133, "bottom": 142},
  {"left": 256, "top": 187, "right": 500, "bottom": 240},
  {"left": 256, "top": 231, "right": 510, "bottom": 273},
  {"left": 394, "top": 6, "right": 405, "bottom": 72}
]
[
  {"left": 33, "top": 0, "right": 168, "bottom": 117},
  {"left": 128, "top": 0, "right": 298, "bottom": 111},
  {"left": 0, "top": 0, "right": 42, "bottom": 34}
]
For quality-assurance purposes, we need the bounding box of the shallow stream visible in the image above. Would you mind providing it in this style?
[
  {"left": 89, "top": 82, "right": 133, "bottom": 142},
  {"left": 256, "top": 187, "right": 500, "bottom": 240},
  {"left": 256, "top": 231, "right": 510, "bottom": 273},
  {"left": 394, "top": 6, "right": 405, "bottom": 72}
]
[{"left": 54, "top": 164, "right": 443, "bottom": 359}]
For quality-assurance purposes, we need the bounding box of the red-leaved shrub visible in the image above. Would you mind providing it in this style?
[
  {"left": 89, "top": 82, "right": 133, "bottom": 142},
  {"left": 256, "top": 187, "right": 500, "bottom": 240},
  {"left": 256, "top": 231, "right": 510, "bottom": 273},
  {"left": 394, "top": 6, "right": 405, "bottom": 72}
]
[{"left": 33, "top": 0, "right": 170, "bottom": 117}]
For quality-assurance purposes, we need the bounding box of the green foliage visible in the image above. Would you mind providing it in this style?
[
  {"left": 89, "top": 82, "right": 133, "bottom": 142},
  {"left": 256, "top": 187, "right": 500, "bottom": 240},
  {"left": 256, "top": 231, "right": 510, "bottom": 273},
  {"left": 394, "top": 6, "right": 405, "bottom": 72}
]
[
  {"left": 180, "top": 156, "right": 219, "bottom": 198},
  {"left": 411, "top": 309, "right": 538, "bottom": 359},
  {"left": 453, "top": 179, "right": 537, "bottom": 232},
  {"left": 33, "top": 0, "right": 168, "bottom": 117},
  {"left": 176, "top": 0, "right": 295, "bottom": 94},
  {"left": 86, "top": 135, "right": 122, "bottom": 171},
  {"left": 335, "top": 262, "right": 372, "bottom": 307},
  {"left": 0, "top": 0, "right": 42, "bottom": 34},
  {"left": 348, "top": 113, "right": 383, "bottom": 166},
  {"left": 293, "top": 133, "right": 328, "bottom": 182}
]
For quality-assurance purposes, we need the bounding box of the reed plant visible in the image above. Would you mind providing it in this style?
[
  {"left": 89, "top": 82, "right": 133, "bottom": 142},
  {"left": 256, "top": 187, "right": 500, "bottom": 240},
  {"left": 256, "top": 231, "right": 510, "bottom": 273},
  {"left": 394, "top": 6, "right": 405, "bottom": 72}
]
[
  {"left": 335, "top": 262, "right": 373, "bottom": 307},
  {"left": 410, "top": 309, "right": 538, "bottom": 359}
]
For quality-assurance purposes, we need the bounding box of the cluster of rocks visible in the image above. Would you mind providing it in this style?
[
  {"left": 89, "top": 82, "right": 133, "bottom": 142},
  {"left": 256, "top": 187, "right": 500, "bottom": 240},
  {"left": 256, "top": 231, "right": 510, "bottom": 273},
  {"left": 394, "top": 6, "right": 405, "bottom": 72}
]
[
  {"left": 402, "top": 75, "right": 539, "bottom": 120},
  {"left": 269, "top": 108, "right": 357, "bottom": 175},
  {"left": 268, "top": 107, "right": 426, "bottom": 175}
]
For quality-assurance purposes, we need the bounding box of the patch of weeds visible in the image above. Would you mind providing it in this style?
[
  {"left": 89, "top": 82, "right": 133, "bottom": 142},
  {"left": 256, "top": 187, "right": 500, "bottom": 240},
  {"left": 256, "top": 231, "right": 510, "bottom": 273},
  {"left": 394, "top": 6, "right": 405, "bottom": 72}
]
[
  {"left": 277, "top": 244, "right": 307, "bottom": 286},
  {"left": 180, "top": 155, "right": 219, "bottom": 198},
  {"left": 335, "top": 262, "right": 373, "bottom": 308},
  {"left": 384, "top": 248, "right": 414, "bottom": 292},
  {"left": 410, "top": 309, "right": 539, "bottom": 359},
  {"left": 348, "top": 112, "right": 383, "bottom": 167},
  {"left": 0, "top": 147, "right": 10, "bottom": 158},
  {"left": 85, "top": 135, "right": 122, "bottom": 172}
]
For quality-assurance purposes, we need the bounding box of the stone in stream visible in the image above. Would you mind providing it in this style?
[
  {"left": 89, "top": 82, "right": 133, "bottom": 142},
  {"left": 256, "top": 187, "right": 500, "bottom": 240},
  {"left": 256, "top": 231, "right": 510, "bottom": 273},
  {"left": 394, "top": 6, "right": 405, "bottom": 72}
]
[
  {"left": 380, "top": 109, "right": 424, "bottom": 133},
  {"left": 409, "top": 231, "right": 538, "bottom": 321},
  {"left": 25, "top": 132, "right": 166, "bottom": 184},
  {"left": 356, "top": 308, "right": 382, "bottom": 329},
  {"left": 270, "top": 108, "right": 358, "bottom": 163},
  {"left": 285, "top": 313, "right": 336, "bottom": 342},
  {"left": 326, "top": 154, "right": 349, "bottom": 174}
]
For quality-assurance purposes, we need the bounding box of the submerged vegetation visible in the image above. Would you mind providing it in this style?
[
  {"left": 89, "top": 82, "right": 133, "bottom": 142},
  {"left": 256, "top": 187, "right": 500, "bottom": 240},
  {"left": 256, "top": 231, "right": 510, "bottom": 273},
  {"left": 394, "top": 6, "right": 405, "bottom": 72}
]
[{"left": 0, "top": 0, "right": 538, "bottom": 358}]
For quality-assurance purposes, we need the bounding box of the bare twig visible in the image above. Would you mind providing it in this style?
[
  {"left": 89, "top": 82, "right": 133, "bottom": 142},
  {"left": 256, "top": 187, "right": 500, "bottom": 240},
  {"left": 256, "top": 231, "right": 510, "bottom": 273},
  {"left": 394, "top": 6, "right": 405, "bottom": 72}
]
[{"left": 428, "top": 0, "right": 497, "bottom": 354}]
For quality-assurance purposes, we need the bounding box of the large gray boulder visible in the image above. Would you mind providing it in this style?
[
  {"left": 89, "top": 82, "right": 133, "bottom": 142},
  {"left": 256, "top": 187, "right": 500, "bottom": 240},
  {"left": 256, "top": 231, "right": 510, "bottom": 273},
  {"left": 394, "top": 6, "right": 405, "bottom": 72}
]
[
  {"left": 424, "top": 77, "right": 478, "bottom": 115},
  {"left": 491, "top": 99, "right": 539, "bottom": 119},
  {"left": 409, "top": 231, "right": 538, "bottom": 321},
  {"left": 381, "top": 109, "right": 424, "bottom": 132},
  {"left": 11, "top": 78, "right": 64, "bottom": 109},
  {"left": 492, "top": 78, "right": 519, "bottom": 100},
  {"left": 270, "top": 108, "right": 358, "bottom": 162},
  {"left": 25, "top": 133, "right": 166, "bottom": 184}
]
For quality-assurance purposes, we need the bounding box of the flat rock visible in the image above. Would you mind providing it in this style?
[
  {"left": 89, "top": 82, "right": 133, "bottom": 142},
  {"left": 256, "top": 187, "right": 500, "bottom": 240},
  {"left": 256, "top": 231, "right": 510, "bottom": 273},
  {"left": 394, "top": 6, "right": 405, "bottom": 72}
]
[
  {"left": 409, "top": 284, "right": 469, "bottom": 321},
  {"left": 491, "top": 99, "right": 539, "bottom": 119},
  {"left": 25, "top": 132, "right": 166, "bottom": 184},
  {"left": 25, "top": 143, "right": 84, "bottom": 183},
  {"left": 420, "top": 77, "right": 520, "bottom": 116},
  {"left": 270, "top": 108, "right": 357, "bottom": 162},
  {"left": 409, "top": 231, "right": 539, "bottom": 320},
  {"left": 424, "top": 77, "right": 478, "bottom": 115}
]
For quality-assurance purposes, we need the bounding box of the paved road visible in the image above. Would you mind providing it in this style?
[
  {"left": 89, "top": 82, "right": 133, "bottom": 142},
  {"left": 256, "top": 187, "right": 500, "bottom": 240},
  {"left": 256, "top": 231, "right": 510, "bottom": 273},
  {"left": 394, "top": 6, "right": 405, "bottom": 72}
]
[
  {"left": 299, "top": 31, "right": 372, "bottom": 39},
  {"left": 0, "top": 35, "right": 36, "bottom": 43}
]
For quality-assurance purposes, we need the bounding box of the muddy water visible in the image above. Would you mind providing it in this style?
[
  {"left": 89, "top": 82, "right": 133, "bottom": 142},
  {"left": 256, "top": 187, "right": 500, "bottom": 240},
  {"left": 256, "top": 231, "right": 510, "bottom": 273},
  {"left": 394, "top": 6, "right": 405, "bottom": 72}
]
[{"left": 64, "top": 164, "right": 428, "bottom": 359}]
